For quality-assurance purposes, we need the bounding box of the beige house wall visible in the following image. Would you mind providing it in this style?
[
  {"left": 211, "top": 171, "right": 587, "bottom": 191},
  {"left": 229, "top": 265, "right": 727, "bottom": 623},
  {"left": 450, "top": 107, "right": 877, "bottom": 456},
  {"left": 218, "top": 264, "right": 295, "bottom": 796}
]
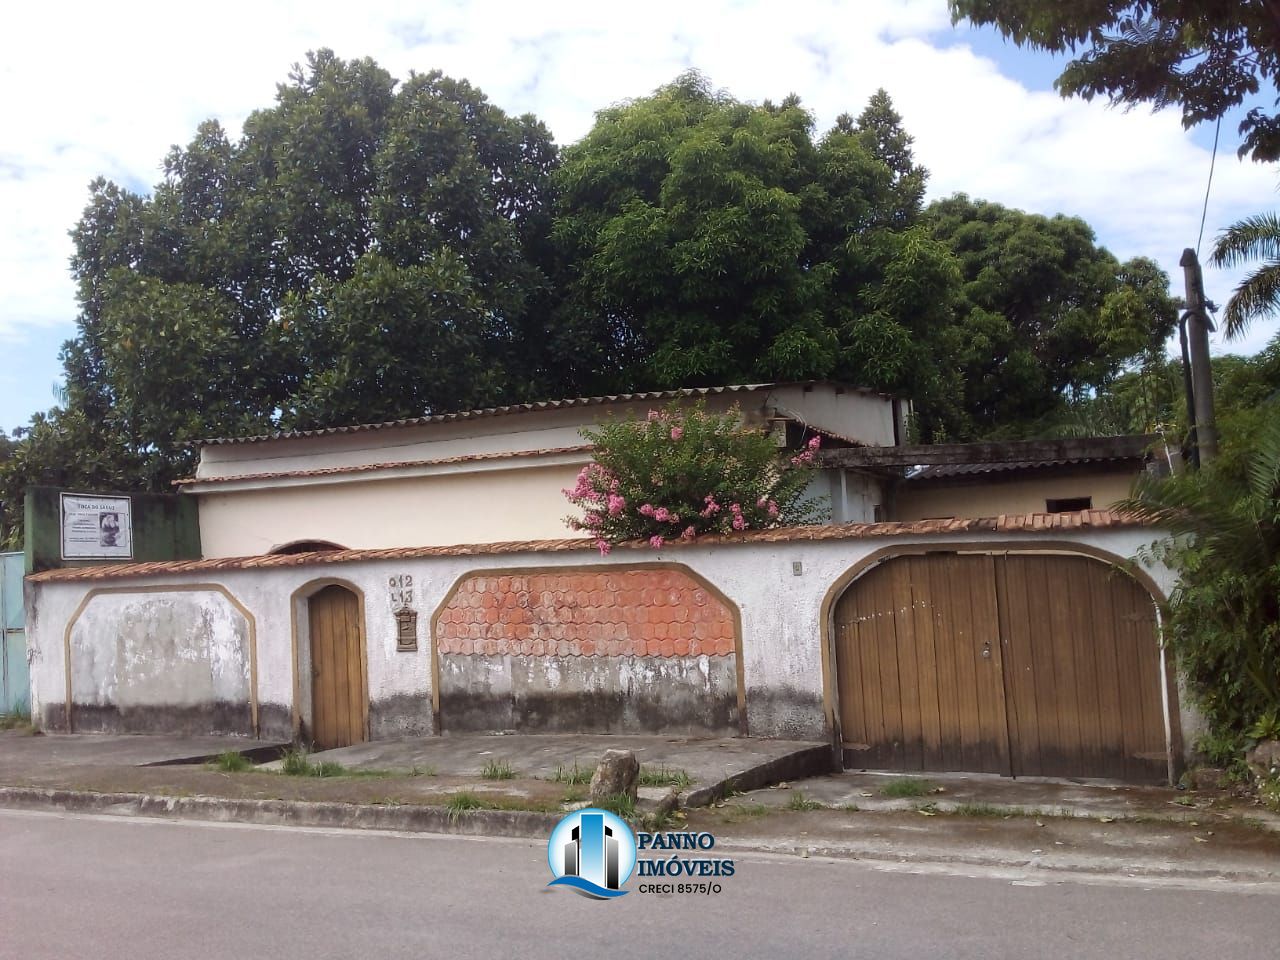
[
  {"left": 894, "top": 468, "right": 1138, "bottom": 521},
  {"left": 197, "top": 463, "right": 588, "bottom": 558}
]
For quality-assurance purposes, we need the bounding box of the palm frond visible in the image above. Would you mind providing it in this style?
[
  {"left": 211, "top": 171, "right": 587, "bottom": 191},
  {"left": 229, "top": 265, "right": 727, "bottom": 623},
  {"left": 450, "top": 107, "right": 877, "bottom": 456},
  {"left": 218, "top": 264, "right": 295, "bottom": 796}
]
[
  {"left": 1246, "top": 403, "right": 1280, "bottom": 502},
  {"left": 1210, "top": 213, "right": 1280, "bottom": 269},
  {"left": 1220, "top": 262, "right": 1280, "bottom": 340}
]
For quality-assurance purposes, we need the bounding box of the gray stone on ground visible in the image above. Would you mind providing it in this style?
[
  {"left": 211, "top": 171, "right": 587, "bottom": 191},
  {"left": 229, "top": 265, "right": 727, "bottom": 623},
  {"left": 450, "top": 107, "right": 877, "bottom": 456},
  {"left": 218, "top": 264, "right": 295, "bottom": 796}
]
[
  {"left": 589, "top": 749, "right": 639, "bottom": 803},
  {"left": 1246, "top": 739, "right": 1280, "bottom": 781}
]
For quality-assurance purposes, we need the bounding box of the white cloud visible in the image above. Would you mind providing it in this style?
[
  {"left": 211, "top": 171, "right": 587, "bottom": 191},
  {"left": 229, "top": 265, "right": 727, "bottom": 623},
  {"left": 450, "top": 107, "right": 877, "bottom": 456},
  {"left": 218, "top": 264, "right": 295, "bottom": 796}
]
[{"left": 1, "top": 0, "right": 1276, "bottom": 364}]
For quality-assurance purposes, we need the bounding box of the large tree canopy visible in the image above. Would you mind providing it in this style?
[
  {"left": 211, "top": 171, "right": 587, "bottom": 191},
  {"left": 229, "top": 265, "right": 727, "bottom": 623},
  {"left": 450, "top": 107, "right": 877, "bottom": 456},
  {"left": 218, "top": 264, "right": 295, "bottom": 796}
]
[
  {"left": 950, "top": 1, "right": 1280, "bottom": 161},
  {"left": 553, "top": 73, "right": 953, "bottom": 404},
  {"left": 926, "top": 195, "right": 1179, "bottom": 437},
  {"left": 0, "top": 61, "right": 1185, "bottom": 546},
  {"left": 56, "top": 50, "right": 563, "bottom": 488}
]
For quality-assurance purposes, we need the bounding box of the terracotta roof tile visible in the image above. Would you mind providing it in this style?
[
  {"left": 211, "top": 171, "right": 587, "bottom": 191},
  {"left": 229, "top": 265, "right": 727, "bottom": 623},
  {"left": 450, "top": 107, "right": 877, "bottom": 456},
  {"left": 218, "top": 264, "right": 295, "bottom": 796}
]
[
  {"left": 175, "top": 445, "right": 594, "bottom": 488},
  {"left": 27, "top": 510, "right": 1147, "bottom": 584}
]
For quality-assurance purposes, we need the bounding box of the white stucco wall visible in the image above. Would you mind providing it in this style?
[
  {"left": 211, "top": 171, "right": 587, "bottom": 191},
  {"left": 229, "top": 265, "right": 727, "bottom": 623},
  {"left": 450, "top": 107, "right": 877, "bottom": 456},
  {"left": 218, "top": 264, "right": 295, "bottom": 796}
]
[
  {"left": 27, "top": 526, "right": 1179, "bottom": 750},
  {"left": 195, "top": 463, "right": 590, "bottom": 557}
]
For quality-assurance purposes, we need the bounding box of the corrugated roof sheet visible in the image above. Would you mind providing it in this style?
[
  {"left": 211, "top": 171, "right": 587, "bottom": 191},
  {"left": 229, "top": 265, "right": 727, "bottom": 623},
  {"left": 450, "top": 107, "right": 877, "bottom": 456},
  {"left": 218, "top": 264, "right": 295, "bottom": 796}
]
[
  {"left": 194, "top": 381, "right": 887, "bottom": 447},
  {"left": 908, "top": 455, "right": 1141, "bottom": 480},
  {"left": 28, "top": 510, "right": 1145, "bottom": 583}
]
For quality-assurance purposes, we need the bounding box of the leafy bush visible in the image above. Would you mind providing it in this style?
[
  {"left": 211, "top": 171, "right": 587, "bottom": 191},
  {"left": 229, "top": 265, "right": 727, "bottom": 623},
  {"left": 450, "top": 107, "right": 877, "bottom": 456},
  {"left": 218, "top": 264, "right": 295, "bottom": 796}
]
[
  {"left": 564, "top": 402, "right": 823, "bottom": 554},
  {"left": 1124, "top": 410, "right": 1280, "bottom": 753}
]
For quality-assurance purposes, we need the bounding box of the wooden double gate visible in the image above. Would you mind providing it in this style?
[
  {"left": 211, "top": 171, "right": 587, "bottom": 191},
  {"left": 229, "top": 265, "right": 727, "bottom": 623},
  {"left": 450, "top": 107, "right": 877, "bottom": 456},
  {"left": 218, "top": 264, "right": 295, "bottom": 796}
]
[{"left": 833, "top": 553, "right": 1170, "bottom": 784}]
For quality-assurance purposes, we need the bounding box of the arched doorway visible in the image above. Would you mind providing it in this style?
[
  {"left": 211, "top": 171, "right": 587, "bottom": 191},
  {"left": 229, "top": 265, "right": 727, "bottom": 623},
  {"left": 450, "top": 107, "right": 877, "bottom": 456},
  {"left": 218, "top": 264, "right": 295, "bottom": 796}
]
[
  {"left": 307, "top": 584, "right": 367, "bottom": 749},
  {"left": 832, "top": 552, "right": 1171, "bottom": 783}
]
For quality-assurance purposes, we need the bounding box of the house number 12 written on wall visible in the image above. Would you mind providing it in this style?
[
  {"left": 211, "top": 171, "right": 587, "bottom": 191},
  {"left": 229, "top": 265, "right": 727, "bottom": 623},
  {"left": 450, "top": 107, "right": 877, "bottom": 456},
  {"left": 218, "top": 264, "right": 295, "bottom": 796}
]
[{"left": 389, "top": 574, "right": 413, "bottom": 606}]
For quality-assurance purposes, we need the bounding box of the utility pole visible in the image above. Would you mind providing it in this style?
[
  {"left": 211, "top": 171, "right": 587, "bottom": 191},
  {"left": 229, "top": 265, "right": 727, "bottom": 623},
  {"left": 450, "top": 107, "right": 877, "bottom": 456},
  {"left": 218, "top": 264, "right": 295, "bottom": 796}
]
[{"left": 1180, "top": 248, "right": 1218, "bottom": 464}]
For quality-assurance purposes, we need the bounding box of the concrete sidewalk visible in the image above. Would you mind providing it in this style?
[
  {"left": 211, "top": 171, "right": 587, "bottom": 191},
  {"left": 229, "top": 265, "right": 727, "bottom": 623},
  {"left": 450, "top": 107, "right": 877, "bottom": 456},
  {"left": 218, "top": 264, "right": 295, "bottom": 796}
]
[
  {"left": 279, "top": 733, "right": 829, "bottom": 803},
  {"left": 732, "top": 769, "right": 1280, "bottom": 830}
]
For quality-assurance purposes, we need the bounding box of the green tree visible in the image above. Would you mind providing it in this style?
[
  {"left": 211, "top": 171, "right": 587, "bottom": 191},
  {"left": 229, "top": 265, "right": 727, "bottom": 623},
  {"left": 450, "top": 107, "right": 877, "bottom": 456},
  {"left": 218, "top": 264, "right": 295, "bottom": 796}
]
[
  {"left": 949, "top": 1, "right": 1280, "bottom": 161},
  {"left": 54, "top": 49, "right": 563, "bottom": 472},
  {"left": 553, "top": 72, "right": 955, "bottom": 410},
  {"left": 1210, "top": 212, "right": 1280, "bottom": 338},
  {"left": 1122, "top": 407, "right": 1280, "bottom": 757},
  {"left": 925, "top": 195, "right": 1179, "bottom": 436}
]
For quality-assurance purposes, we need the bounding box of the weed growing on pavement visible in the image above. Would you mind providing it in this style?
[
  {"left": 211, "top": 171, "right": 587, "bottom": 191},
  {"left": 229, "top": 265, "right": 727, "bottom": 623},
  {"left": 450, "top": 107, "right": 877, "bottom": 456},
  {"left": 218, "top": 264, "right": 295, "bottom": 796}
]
[
  {"left": 880, "top": 777, "right": 936, "bottom": 798},
  {"left": 786, "top": 791, "right": 824, "bottom": 811},
  {"left": 550, "top": 763, "right": 592, "bottom": 785},
  {"left": 446, "top": 792, "right": 487, "bottom": 820},
  {"left": 210, "top": 750, "right": 252, "bottom": 773},
  {"left": 951, "top": 802, "right": 1005, "bottom": 818},
  {"left": 638, "top": 765, "right": 693, "bottom": 790},
  {"left": 596, "top": 792, "right": 637, "bottom": 820},
  {"left": 481, "top": 759, "right": 516, "bottom": 780}
]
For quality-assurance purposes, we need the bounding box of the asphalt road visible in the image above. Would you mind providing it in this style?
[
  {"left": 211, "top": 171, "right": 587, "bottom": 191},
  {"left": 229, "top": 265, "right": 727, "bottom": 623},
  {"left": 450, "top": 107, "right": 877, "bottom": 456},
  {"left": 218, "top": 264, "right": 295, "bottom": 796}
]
[{"left": 0, "top": 809, "right": 1274, "bottom": 960}]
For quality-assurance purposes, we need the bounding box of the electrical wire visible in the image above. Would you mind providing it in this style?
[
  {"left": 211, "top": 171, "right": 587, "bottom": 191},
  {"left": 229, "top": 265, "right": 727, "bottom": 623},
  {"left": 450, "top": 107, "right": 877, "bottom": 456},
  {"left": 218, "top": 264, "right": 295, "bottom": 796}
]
[{"left": 1196, "top": 116, "right": 1222, "bottom": 256}]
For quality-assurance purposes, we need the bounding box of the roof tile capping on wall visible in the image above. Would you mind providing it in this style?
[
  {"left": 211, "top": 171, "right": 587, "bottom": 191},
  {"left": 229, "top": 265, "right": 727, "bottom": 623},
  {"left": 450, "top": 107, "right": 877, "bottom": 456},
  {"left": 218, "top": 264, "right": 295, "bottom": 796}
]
[{"left": 436, "top": 570, "right": 735, "bottom": 658}]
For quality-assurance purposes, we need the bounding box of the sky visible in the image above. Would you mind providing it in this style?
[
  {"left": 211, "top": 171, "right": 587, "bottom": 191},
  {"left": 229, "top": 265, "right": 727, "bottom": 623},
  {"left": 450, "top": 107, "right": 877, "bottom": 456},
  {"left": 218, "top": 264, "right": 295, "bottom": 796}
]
[{"left": 2, "top": 0, "right": 1277, "bottom": 432}]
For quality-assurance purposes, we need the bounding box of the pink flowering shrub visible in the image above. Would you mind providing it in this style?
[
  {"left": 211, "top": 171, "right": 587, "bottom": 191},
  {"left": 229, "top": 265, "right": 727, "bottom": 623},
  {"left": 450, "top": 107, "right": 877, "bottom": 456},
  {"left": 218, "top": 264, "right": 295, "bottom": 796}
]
[{"left": 563, "top": 401, "right": 823, "bottom": 553}]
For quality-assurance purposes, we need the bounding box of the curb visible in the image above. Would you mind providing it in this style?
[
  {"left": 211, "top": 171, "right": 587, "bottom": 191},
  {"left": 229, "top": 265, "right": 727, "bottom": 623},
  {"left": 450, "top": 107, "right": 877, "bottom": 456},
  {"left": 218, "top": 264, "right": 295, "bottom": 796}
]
[
  {"left": 0, "top": 787, "right": 560, "bottom": 839},
  {"left": 709, "top": 836, "right": 1280, "bottom": 886},
  {"left": 684, "top": 744, "right": 833, "bottom": 807}
]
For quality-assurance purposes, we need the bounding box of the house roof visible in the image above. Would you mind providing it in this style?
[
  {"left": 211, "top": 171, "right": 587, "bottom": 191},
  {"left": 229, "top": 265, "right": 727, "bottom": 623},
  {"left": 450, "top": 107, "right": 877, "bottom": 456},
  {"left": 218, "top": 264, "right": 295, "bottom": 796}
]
[
  {"left": 821, "top": 434, "right": 1157, "bottom": 472},
  {"left": 173, "top": 445, "right": 593, "bottom": 488},
  {"left": 909, "top": 455, "right": 1143, "bottom": 481},
  {"left": 27, "top": 509, "right": 1145, "bottom": 583},
  {"left": 194, "top": 381, "right": 888, "bottom": 447}
]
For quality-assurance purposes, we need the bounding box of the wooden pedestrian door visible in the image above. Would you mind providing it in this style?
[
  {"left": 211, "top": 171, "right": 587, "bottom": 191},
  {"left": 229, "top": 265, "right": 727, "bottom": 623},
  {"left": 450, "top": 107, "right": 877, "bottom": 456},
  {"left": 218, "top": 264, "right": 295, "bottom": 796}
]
[
  {"left": 833, "top": 554, "right": 1169, "bottom": 784},
  {"left": 308, "top": 585, "right": 367, "bottom": 750}
]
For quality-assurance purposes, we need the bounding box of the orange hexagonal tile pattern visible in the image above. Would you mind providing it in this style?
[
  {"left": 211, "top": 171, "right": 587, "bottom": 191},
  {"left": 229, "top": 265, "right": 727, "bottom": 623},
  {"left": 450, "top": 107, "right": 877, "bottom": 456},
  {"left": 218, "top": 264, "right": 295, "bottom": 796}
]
[{"left": 436, "top": 570, "right": 735, "bottom": 657}]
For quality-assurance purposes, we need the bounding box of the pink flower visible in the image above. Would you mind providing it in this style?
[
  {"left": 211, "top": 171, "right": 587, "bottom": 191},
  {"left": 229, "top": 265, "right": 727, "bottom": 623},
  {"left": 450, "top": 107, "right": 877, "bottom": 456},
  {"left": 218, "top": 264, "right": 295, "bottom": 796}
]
[
  {"left": 807, "top": 435, "right": 822, "bottom": 450},
  {"left": 756, "top": 496, "right": 767, "bottom": 508},
  {"left": 647, "top": 410, "right": 660, "bottom": 421},
  {"left": 732, "top": 514, "right": 746, "bottom": 531},
  {"left": 790, "top": 451, "right": 814, "bottom": 466},
  {"left": 638, "top": 503, "right": 655, "bottom": 517},
  {"left": 670, "top": 426, "right": 684, "bottom": 440},
  {"left": 607, "top": 494, "right": 626, "bottom": 516},
  {"left": 584, "top": 513, "right": 603, "bottom": 529},
  {"left": 767, "top": 500, "right": 779, "bottom": 517},
  {"left": 649, "top": 535, "right": 665, "bottom": 549},
  {"left": 654, "top": 506, "right": 671, "bottom": 522},
  {"left": 730, "top": 502, "right": 743, "bottom": 515},
  {"left": 595, "top": 539, "right": 612, "bottom": 556},
  {"left": 681, "top": 525, "right": 697, "bottom": 540}
]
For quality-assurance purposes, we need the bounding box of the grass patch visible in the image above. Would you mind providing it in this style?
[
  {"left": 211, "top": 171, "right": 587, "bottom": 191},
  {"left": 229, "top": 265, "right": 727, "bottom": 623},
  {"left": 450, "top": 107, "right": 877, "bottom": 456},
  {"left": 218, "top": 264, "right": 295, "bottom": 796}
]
[
  {"left": 951, "top": 802, "right": 1006, "bottom": 818},
  {"left": 786, "top": 791, "right": 824, "bottom": 812},
  {"left": 446, "top": 792, "right": 487, "bottom": 821},
  {"left": 595, "top": 792, "right": 637, "bottom": 820},
  {"left": 209, "top": 750, "right": 253, "bottom": 773},
  {"left": 838, "top": 803, "right": 861, "bottom": 813},
  {"left": 481, "top": 759, "right": 517, "bottom": 781},
  {"left": 725, "top": 802, "right": 771, "bottom": 820},
  {"left": 550, "top": 763, "right": 592, "bottom": 786},
  {"left": 278, "top": 748, "right": 354, "bottom": 778},
  {"left": 879, "top": 777, "right": 935, "bottom": 798},
  {"left": 0, "top": 708, "right": 33, "bottom": 733},
  {"left": 638, "top": 765, "right": 693, "bottom": 790},
  {"left": 560, "top": 786, "right": 587, "bottom": 805},
  {"left": 915, "top": 801, "right": 940, "bottom": 815}
]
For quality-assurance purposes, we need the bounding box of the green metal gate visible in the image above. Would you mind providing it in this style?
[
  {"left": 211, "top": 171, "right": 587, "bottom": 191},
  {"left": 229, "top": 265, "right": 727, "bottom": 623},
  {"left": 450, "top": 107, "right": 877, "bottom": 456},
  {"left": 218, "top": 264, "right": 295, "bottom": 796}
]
[{"left": 0, "top": 552, "right": 28, "bottom": 715}]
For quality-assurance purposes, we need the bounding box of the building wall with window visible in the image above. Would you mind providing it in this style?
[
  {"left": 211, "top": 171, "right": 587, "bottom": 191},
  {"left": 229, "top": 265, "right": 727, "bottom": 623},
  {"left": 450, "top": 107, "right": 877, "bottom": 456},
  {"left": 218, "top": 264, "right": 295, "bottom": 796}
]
[{"left": 893, "top": 465, "right": 1140, "bottom": 521}]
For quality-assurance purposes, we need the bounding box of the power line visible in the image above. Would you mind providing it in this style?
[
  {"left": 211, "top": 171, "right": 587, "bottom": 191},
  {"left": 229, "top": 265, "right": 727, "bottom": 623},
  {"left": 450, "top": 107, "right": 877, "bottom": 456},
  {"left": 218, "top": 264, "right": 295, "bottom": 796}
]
[{"left": 1196, "top": 116, "right": 1222, "bottom": 256}]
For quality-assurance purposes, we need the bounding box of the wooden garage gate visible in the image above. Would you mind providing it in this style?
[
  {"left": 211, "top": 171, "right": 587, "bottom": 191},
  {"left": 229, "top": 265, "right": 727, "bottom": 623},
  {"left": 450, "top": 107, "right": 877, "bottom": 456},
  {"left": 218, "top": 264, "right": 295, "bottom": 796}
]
[{"left": 833, "top": 553, "right": 1170, "bottom": 783}]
